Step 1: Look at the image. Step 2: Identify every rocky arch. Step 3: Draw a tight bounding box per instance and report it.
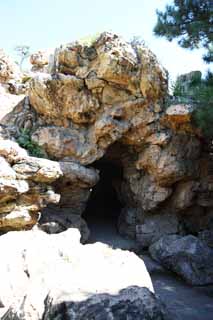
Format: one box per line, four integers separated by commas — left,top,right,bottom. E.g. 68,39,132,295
0,33,213,250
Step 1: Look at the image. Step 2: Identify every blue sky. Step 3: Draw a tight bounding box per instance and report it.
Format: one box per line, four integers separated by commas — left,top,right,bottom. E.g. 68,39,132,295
0,0,211,82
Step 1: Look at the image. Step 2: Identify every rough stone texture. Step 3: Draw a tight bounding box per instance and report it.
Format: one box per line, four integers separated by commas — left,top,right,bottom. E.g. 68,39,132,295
0,85,24,120
0,138,62,232
25,32,167,165
198,230,213,248
30,51,49,72
136,135,200,187
136,213,180,249
38,161,99,239
0,49,20,83
42,286,169,320
38,211,90,243
162,104,195,133
149,235,213,285
1,33,213,245
0,228,160,320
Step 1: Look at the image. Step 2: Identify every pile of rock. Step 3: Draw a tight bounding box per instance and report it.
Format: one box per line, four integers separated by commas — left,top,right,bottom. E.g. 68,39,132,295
0,32,213,292
2,33,213,248
0,228,169,320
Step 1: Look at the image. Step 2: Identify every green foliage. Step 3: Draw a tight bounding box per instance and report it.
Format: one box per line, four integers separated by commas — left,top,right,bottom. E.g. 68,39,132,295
192,72,213,137
172,71,213,137
154,0,213,63
21,75,32,84
78,33,100,46
17,129,46,158
172,78,184,98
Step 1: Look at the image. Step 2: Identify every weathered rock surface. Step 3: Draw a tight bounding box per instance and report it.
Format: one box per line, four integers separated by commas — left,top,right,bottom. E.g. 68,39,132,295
136,213,180,249
42,286,168,320
0,85,24,120
24,32,167,165
199,229,213,248
30,51,49,72
1,34,213,252
149,235,213,285
0,49,20,83
0,138,62,232
0,228,166,320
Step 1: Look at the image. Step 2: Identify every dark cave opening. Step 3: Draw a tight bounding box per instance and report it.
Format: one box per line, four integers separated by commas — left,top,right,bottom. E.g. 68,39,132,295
82,159,124,244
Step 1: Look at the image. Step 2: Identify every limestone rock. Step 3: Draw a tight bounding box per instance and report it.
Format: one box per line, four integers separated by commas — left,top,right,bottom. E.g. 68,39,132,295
136,135,201,186
149,235,213,285
0,136,62,232
0,228,157,319
30,51,49,72
43,286,168,320
24,32,167,164
136,213,179,248
1,32,212,244
162,104,195,133
169,180,200,211
0,85,24,121
38,212,90,243
0,49,20,83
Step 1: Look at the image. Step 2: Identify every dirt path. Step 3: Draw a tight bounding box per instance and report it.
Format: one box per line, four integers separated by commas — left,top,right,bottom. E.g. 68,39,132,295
86,217,213,320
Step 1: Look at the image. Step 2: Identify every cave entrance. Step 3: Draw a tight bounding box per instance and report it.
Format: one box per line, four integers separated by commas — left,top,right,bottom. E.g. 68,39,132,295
82,159,127,247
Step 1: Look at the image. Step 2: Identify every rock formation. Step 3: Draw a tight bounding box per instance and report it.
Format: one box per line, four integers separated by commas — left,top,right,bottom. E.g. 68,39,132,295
30,51,49,72
0,33,213,289
0,49,20,84
0,138,62,231
1,33,213,242
0,228,169,320
149,234,213,285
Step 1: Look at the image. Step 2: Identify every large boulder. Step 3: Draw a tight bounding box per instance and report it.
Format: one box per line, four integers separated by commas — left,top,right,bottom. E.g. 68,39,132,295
149,235,213,285
0,228,168,320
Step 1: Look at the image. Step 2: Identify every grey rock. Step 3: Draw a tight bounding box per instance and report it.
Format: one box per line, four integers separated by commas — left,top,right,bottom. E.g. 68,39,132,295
136,213,179,248
0,228,155,319
39,210,90,243
198,230,213,248
42,286,169,320
149,235,213,285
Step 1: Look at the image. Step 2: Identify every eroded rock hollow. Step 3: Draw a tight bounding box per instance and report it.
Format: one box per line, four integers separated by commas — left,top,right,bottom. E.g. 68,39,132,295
1,33,213,250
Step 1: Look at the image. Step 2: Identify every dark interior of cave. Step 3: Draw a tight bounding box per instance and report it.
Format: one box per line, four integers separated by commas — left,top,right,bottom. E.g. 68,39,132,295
82,159,124,243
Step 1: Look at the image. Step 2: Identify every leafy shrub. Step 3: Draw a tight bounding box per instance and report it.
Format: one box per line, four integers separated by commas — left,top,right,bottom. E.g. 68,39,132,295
192,73,213,137
78,33,100,46
17,129,46,158
172,71,213,138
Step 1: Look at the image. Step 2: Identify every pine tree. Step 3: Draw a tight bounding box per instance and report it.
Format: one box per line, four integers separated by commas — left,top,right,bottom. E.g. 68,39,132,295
154,0,213,63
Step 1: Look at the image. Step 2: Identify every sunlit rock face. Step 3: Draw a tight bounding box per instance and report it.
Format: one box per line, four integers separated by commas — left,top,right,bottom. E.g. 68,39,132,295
0,228,168,320
30,51,49,72
27,32,168,164
0,49,20,84
1,33,213,246
0,138,62,232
